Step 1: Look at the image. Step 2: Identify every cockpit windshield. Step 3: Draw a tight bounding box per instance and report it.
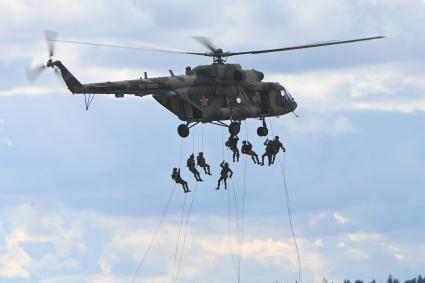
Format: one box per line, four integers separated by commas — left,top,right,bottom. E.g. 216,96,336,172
281,88,294,101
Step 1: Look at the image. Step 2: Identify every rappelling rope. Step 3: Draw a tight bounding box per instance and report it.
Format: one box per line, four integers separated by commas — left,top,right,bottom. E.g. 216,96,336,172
131,138,184,283
171,194,188,283
269,118,303,283
229,179,241,283
227,179,240,283
131,139,185,283
171,129,198,283
221,127,225,161
131,185,177,283
201,123,204,152
277,155,302,283
236,121,249,283
173,130,199,283
221,126,239,282
174,181,198,283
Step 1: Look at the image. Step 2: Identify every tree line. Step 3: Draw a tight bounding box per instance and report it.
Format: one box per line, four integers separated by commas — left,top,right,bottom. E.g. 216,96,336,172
319,275,425,283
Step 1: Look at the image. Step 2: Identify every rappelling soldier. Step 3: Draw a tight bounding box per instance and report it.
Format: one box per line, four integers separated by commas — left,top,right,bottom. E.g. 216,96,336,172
187,153,203,182
271,136,286,164
171,168,190,193
196,152,212,175
241,140,260,165
225,134,240,162
261,138,275,166
215,161,233,190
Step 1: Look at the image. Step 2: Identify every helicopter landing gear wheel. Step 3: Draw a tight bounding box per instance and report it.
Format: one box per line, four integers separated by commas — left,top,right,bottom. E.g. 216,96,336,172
177,124,190,138
229,121,240,136
257,126,268,137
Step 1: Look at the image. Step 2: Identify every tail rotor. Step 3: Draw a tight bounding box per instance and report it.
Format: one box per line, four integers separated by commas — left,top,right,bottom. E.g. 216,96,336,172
26,30,59,82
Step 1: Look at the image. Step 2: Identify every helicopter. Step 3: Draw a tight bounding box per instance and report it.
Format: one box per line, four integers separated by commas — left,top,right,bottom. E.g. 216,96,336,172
27,32,384,138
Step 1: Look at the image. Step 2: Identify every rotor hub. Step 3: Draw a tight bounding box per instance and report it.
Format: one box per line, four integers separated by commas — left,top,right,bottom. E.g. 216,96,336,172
46,59,54,68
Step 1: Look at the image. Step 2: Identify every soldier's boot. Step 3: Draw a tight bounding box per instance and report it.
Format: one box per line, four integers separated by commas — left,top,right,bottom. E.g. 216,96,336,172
215,180,221,190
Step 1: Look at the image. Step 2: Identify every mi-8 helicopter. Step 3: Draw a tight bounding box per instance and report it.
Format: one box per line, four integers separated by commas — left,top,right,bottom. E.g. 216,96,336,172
27,32,383,138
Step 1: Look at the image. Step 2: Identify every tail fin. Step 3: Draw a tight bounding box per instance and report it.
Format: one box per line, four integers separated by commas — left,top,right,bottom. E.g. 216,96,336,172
52,61,83,93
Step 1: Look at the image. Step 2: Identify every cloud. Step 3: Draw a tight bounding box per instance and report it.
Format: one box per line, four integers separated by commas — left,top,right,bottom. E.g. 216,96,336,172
282,115,356,138
347,247,370,261
314,239,325,248
0,119,13,147
269,63,425,114
1,203,425,283
0,86,62,96
333,212,349,225
0,229,32,279
0,204,328,282
309,213,328,226
0,204,86,280
347,232,382,242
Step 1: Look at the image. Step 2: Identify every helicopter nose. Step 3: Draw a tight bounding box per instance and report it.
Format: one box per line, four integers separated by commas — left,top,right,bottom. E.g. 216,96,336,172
291,99,297,112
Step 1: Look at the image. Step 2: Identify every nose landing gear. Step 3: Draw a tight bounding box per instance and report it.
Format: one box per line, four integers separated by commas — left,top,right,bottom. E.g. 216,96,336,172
257,118,268,137
177,124,190,138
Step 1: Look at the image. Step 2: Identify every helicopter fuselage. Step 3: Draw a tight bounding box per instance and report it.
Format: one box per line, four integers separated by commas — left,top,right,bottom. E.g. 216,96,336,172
54,61,297,123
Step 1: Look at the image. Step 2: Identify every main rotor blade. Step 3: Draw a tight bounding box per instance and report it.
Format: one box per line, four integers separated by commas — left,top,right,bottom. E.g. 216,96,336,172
49,38,200,55
26,64,46,82
45,30,57,58
227,36,385,57
192,36,217,52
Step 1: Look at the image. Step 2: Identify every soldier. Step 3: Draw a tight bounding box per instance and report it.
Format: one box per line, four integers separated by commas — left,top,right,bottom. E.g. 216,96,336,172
225,134,240,162
196,152,212,175
241,140,260,164
171,168,190,193
187,153,203,182
215,161,233,190
261,138,275,166
271,136,286,163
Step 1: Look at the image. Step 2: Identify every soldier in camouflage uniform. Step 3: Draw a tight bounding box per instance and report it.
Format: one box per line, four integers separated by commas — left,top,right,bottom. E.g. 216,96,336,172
196,152,212,175
271,136,286,163
187,153,203,182
171,168,190,193
225,134,240,162
241,140,260,164
261,138,275,166
215,161,233,190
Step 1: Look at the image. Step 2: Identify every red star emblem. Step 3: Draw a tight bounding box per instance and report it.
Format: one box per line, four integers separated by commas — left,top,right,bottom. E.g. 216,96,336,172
200,96,209,107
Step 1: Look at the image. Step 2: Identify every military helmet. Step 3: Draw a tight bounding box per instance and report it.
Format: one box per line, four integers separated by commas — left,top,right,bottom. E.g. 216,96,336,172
242,140,246,144
199,152,203,155
190,153,194,157
173,167,177,171
275,136,279,140
224,162,229,166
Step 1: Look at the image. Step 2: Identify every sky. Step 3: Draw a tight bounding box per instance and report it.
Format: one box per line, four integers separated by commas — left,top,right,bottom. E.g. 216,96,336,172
0,0,425,282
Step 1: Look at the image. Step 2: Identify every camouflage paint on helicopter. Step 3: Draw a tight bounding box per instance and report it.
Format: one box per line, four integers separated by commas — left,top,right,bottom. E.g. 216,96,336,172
52,60,296,123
